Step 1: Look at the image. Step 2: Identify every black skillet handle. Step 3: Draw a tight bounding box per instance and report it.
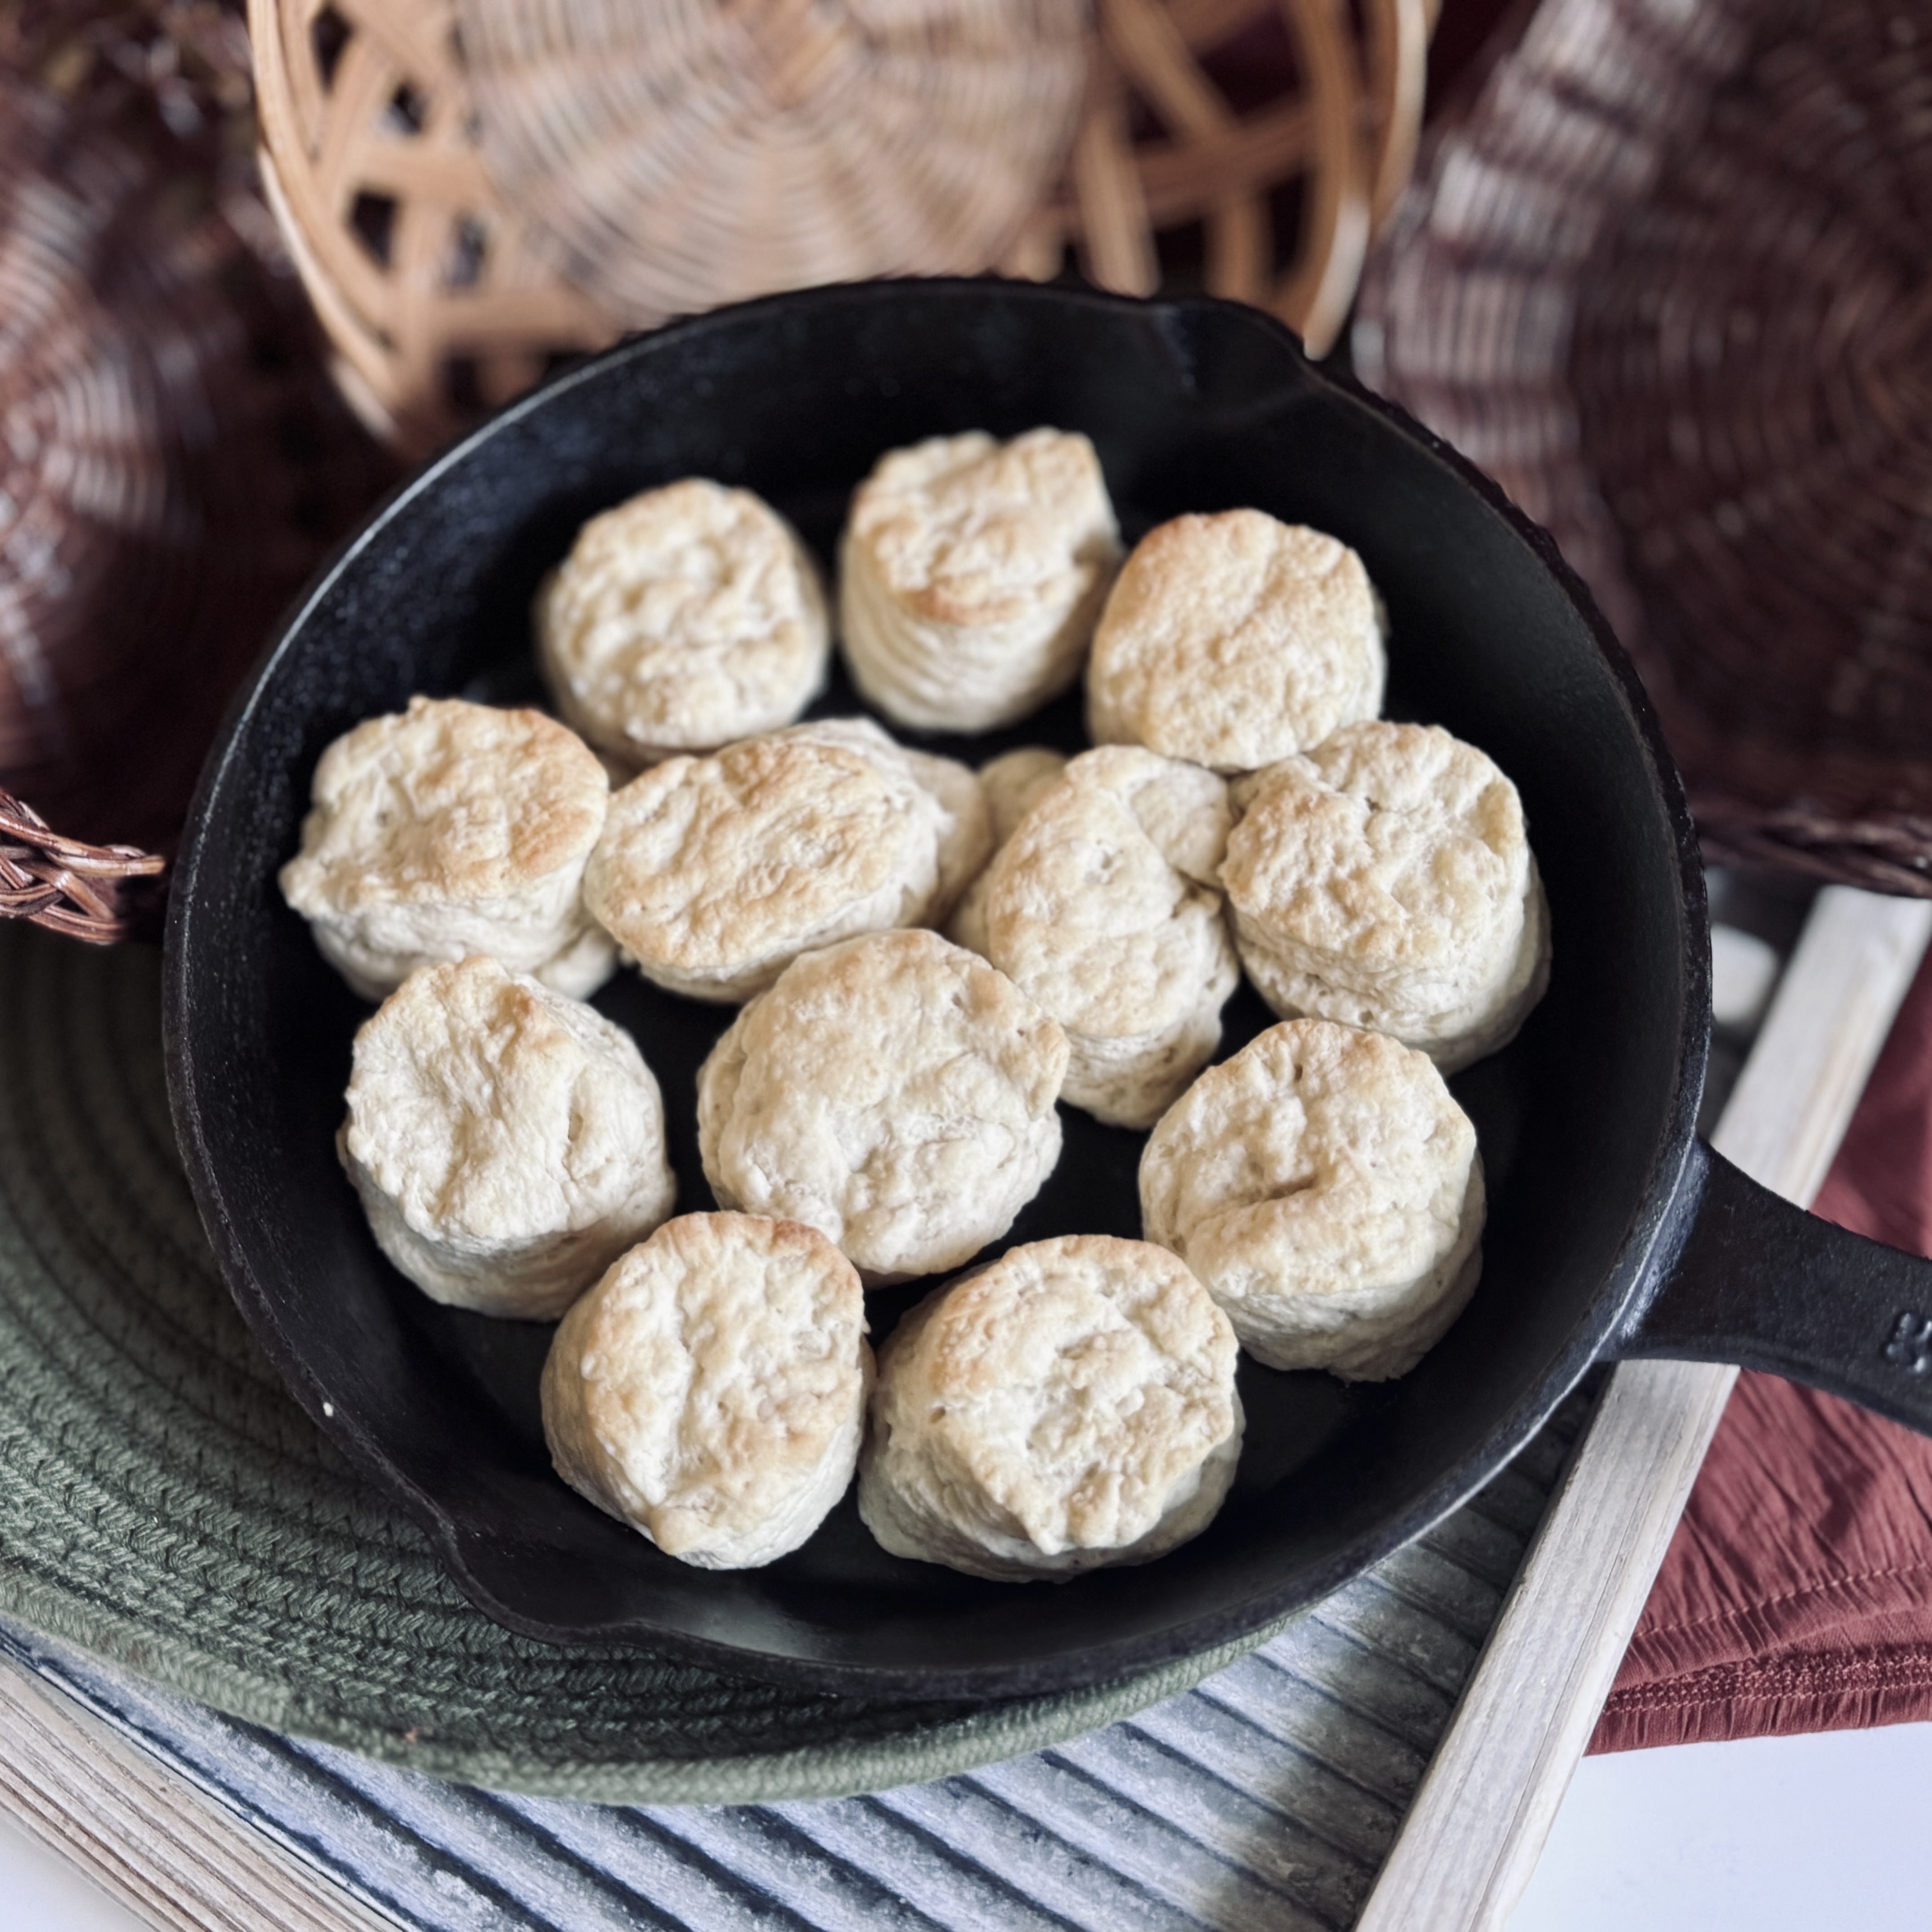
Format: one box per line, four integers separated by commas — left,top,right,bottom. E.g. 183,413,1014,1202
1611,1138,1932,1435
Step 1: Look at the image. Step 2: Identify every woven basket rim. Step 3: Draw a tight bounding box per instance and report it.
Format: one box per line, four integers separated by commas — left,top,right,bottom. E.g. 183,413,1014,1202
247,0,1433,449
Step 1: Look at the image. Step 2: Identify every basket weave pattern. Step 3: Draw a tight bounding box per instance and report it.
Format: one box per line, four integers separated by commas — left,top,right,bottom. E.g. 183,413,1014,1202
1356,0,1932,894
0,22,390,860
253,0,1433,449
1011,0,1431,356
248,0,618,453
0,791,164,943
457,0,1091,321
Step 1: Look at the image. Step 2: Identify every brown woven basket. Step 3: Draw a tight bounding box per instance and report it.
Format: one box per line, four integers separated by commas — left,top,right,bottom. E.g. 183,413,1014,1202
252,0,1435,453
0,2,392,906
1355,0,1932,896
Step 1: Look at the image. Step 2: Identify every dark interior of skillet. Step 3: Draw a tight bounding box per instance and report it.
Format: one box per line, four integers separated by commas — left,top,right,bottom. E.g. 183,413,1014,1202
166,281,1703,1697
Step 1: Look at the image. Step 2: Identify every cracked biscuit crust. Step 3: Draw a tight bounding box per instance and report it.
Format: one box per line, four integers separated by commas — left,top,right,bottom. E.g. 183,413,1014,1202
1141,1020,1483,1380
536,478,829,765
279,695,614,1001
839,429,1123,731
777,717,991,923
542,1213,870,1569
339,957,676,1319
951,745,1238,1129
1086,511,1385,773
858,1234,1242,1581
587,734,922,1003
696,929,1068,1283
582,722,974,1003
1220,721,1551,1072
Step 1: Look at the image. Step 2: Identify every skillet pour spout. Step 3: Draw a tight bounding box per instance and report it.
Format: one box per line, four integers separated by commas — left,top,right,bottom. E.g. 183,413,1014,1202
164,277,1932,1697
1618,1144,1932,1434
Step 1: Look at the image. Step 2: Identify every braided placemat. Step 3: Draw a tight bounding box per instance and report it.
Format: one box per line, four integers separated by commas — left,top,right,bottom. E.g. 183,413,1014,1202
0,919,1288,1803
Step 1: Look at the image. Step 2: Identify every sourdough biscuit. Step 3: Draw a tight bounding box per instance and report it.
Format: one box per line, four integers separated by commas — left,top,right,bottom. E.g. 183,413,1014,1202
980,746,1068,845
777,717,992,922
1141,1020,1483,1380
944,746,1068,958
542,1213,869,1568
696,929,1068,1283
535,478,829,766
583,728,947,1003
839,429,1122,731
279,695,615,1001
858,1234,1242,1581
951,745,1238,1128
339,957,676,1319
1220,721,1550,1072
1086,511,1385,772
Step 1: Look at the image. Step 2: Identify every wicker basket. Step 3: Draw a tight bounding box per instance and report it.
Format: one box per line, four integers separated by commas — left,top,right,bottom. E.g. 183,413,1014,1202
0,12,391,889
251,0,1435,453
456,0,1090,321
1007,0,1434,357
1355,0,1932,896
248,0,618,455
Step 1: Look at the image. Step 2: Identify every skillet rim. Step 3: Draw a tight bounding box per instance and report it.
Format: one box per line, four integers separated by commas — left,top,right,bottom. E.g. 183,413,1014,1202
162,276,1713,1698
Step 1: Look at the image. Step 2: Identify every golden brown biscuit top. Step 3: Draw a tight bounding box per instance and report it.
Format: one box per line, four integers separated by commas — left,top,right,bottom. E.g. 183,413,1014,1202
1140,1018,1479,1297
879,1234,1237,1555
1220,721,1530,983
284,695,607,910
848,428,1119,630
544,1212,866,1559
1088,510,1384,772
699,929,1069,1280
583,735,934,975
977,746,1231,1040
536,478,828,752
343,955,662,1244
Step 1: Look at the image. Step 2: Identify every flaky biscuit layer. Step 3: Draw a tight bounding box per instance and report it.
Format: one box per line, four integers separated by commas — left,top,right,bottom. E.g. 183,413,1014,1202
839,429,1122,730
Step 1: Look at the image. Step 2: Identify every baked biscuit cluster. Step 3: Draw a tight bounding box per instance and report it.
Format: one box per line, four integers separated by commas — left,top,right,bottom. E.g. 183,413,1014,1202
280,429,1551,1582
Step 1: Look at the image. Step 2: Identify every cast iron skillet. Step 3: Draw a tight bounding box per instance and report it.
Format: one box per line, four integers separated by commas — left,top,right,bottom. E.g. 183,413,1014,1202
164,280,1932,1701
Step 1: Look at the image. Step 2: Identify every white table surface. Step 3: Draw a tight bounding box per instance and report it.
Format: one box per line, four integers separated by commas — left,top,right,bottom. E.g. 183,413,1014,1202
1512,1722,1932,1930
0,1808,142,1931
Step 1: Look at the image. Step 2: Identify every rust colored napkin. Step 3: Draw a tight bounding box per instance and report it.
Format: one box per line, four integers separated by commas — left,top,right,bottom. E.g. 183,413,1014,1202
1590,947,1932,1751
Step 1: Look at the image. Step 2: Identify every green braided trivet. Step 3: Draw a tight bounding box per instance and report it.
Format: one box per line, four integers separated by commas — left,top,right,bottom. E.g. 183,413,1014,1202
0,923,1288,1803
